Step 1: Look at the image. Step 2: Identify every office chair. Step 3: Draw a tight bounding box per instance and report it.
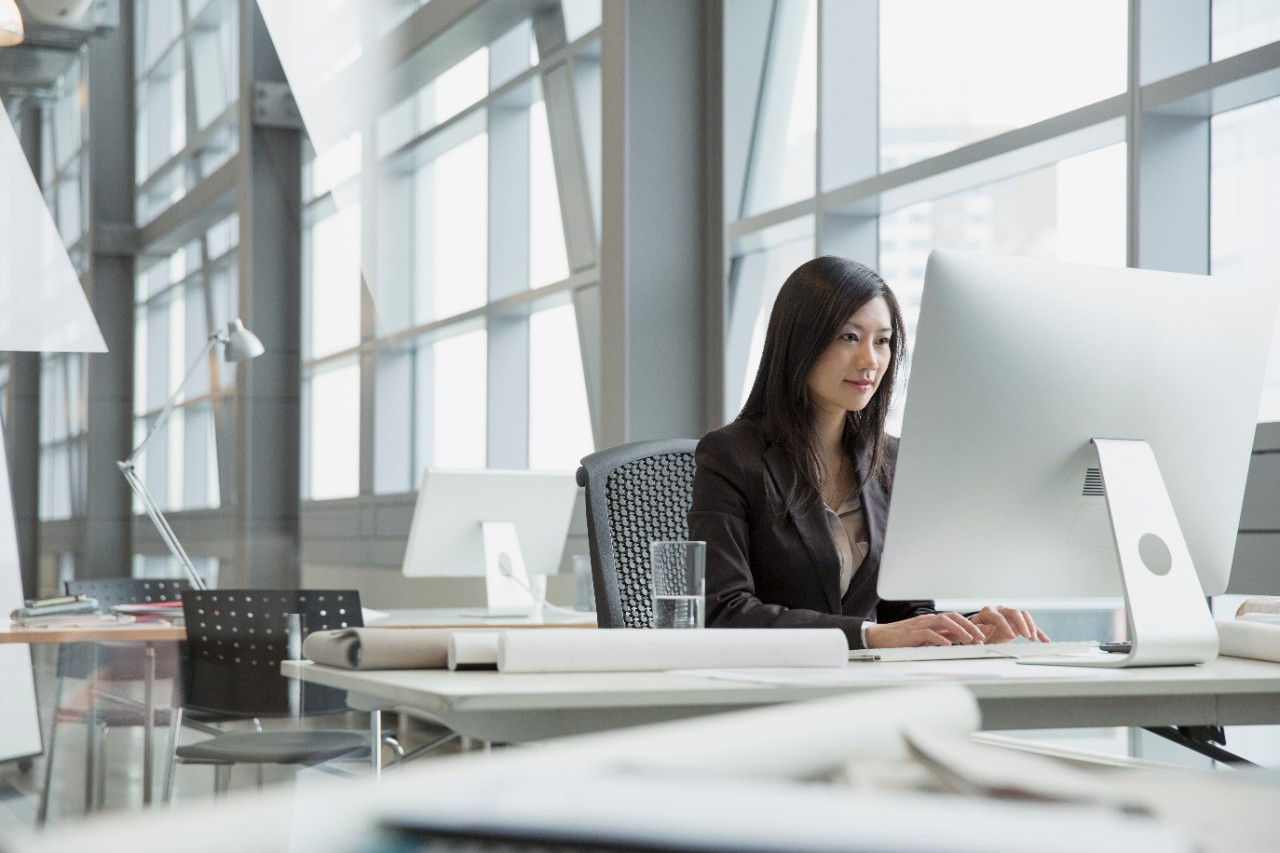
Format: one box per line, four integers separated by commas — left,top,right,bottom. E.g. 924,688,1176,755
576,439,699,628
38,578,193,823
162,589,371,801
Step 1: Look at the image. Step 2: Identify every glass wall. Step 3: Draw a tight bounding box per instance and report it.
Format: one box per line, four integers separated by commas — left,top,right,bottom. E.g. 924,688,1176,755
724,0,1280,763
37,58,92,528
1212,96,1280,419
1213,0,1280,60
135,0,238,225
879,1,1126,171
40,56,90,275
726,1,1280,432
38,356,86,522
287,1,601,504
131,214,240,516
128,0,242,582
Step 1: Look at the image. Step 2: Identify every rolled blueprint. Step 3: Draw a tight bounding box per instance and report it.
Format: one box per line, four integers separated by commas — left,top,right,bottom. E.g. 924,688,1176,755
448,632,501,670
1216,618,1280,663
303,627,456,669
496,628,848,673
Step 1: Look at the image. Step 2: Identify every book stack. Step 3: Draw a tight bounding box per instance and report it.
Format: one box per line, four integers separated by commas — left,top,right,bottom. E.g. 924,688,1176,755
10,594,103,627
1216,596,1280,663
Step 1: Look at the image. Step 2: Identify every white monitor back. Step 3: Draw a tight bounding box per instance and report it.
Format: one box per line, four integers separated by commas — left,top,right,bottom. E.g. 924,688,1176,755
401,468,579,578
879,251,1278,601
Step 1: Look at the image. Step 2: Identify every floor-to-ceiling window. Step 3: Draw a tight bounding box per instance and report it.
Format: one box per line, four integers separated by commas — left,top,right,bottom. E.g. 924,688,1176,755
273,0,600,574
294,3,599,505
722,0,1280,765
35,55,91,588
129,0,241,585
130,214,239,584
724,0,1130,425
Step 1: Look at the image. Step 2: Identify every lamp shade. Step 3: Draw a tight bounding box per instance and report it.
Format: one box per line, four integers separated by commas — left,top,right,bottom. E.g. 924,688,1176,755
0,0,23,47
222,318,265,362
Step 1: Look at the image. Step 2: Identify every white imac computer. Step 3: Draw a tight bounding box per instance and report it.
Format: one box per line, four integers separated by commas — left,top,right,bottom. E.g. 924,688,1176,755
879,250,1279,667
401,469,580,617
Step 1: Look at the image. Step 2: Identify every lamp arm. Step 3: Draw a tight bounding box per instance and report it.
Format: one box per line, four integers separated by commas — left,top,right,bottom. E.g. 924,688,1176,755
118,463,207,590
122,332,223,468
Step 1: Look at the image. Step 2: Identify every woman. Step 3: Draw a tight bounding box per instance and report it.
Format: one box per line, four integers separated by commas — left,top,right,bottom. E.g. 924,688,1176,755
688,256,1049,649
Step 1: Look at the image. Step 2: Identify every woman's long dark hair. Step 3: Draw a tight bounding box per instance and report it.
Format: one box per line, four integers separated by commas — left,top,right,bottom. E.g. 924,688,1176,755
738,256,906,512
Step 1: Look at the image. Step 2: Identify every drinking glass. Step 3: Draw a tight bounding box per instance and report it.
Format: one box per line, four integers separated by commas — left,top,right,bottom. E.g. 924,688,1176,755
650,540,706,629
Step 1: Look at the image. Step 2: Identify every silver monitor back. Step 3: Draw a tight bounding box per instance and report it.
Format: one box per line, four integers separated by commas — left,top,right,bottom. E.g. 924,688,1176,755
879,250,1277,602
401,468,579,578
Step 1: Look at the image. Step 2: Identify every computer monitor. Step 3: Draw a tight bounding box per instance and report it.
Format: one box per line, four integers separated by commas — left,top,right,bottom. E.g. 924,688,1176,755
401,468,580,617
879,250,1279,667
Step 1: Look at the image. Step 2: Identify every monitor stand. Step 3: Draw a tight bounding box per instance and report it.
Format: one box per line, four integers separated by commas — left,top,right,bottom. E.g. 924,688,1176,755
1024,438,1219,668
459,521,538,619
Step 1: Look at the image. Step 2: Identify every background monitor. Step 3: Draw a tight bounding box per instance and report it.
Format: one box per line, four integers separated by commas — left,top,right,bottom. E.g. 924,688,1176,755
878,251,1276,624
401,468,579,615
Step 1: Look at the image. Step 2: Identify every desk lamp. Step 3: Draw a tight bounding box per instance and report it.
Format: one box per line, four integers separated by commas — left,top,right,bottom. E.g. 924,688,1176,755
118,319,264,590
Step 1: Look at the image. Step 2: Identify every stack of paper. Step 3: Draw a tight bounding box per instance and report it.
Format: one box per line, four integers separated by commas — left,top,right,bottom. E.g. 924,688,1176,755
112,601,185,623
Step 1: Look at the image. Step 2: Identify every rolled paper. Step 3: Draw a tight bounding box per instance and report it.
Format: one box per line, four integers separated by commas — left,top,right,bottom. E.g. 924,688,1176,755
496,628,849,673
1216,618,1280,663
303,627,457,669
447,632,501,670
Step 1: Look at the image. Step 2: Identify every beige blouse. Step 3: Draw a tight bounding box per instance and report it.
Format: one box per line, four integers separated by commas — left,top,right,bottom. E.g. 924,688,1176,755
824,490,870,599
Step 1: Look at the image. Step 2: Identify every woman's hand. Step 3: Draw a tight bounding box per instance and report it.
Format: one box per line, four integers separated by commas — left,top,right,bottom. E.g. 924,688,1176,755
970,605,1050,644
864,612,987,648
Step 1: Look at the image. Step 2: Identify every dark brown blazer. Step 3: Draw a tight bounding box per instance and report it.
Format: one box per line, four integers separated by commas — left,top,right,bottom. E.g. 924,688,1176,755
688,417,934,649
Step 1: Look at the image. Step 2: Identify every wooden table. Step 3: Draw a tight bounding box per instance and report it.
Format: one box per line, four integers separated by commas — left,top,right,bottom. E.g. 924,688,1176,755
0,621,185,808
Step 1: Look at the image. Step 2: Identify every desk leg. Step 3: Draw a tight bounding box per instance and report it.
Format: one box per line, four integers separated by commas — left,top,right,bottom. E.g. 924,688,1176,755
142,642,155,806
85,644,99,814
370,711,383,781
1143,725,1259,767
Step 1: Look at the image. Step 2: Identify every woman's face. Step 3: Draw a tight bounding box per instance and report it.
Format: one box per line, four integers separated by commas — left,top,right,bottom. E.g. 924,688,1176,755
806,297,893,418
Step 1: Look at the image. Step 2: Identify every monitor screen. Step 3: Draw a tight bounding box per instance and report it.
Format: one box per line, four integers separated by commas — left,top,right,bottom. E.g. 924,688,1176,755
401,468,580,578
879,250,1278,602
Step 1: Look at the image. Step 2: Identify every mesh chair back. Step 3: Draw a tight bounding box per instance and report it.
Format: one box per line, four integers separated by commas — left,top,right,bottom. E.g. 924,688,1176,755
576,439,698,628
66,578,190,607
60,578,191,680
180,589,362,718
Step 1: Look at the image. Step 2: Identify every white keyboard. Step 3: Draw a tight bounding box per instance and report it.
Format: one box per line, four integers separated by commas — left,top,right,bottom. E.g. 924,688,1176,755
849,640,1103,663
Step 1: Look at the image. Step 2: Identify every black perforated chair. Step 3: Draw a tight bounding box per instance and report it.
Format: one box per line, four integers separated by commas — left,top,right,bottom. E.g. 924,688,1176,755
576,439,699,628
162,589,370,800
38,578,192,823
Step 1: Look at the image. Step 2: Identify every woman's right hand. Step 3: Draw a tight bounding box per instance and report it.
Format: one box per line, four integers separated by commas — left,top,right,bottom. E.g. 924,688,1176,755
864,613,986,648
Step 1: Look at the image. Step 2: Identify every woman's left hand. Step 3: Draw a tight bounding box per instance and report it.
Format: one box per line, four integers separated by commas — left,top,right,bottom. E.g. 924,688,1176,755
970,605,1050,644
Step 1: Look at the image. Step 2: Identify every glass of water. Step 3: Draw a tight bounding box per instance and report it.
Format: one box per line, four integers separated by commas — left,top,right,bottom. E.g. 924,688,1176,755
650,540,706,629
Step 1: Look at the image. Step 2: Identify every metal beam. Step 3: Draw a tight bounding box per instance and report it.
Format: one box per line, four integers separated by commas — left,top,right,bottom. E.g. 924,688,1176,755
11,100,41,595
533,4,597,273
83,0,136,580
235,0,302,587
488,26,532,468
600,0,710,444
1133,0,1210,274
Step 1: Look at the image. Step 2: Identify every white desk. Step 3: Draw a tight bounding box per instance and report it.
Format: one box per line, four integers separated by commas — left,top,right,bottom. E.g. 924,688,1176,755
22,683,1250,853
282,655,1280,743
